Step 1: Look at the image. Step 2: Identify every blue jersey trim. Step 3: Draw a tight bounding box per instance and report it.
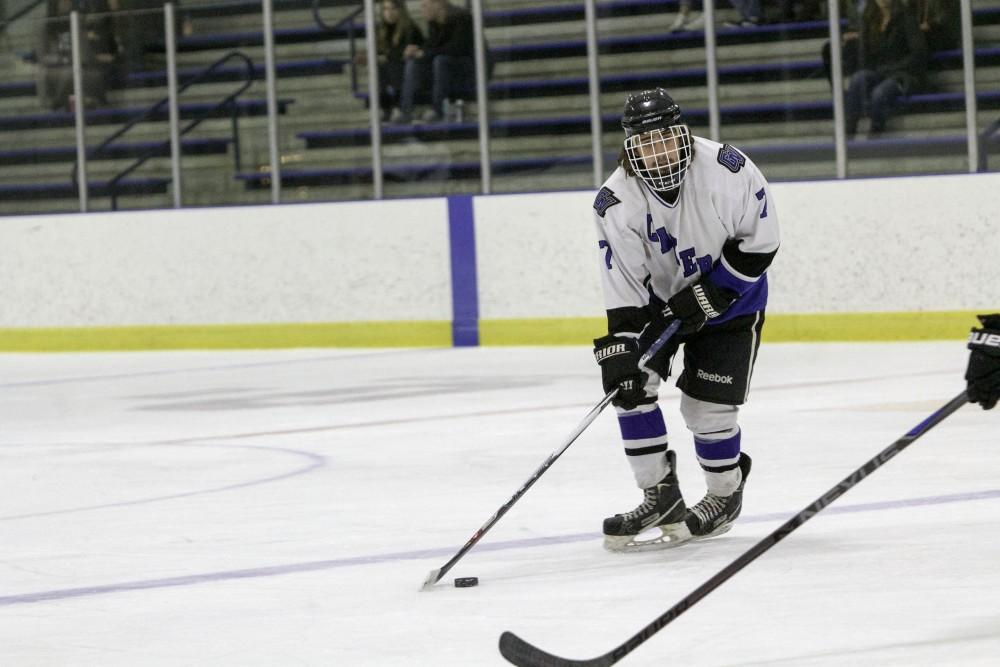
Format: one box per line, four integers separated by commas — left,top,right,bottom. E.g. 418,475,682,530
710,275,768,325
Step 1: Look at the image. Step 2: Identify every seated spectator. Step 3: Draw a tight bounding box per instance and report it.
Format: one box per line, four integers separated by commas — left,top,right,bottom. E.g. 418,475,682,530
36,0,119,111
359,0,424,122
844,0,927,138
821,0,865,86
779,0,822,22
108,0,191,74
394,0,475,124
915,0,959,53
669,0,765,31
667,1,704,32
723,0,764,27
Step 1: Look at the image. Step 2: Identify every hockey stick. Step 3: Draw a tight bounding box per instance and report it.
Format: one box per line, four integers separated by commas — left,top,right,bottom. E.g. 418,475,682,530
420,320,682,590
499,389,970,666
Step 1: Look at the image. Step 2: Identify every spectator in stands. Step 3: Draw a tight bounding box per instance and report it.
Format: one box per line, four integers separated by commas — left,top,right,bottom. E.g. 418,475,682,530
107,0,191,74
844,0,927,138
394,0,475,124
360,0,424,122
669,0,762,30
668,1,704,32
915,0,960,53
779,0,822,22
821,0,865,87
37,0,119,111
723,0,764,27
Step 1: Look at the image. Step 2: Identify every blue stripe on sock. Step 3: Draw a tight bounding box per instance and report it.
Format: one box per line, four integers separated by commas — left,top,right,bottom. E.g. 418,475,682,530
618,407,667,441
694,429,741,463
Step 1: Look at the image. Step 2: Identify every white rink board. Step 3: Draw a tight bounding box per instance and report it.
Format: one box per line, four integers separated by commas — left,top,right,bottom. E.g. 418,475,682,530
473,191,604,320
767,172,1000,313
0,172,998,330
473,172,1000,319
0,199,451,327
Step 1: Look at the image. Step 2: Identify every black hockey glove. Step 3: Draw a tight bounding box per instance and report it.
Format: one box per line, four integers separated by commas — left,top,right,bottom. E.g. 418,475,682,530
594,334,648,410
965,313,1000,410
664,279,739,337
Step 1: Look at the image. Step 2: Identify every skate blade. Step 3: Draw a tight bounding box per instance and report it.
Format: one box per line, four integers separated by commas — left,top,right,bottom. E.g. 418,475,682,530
691,521,735,542
604,523,693,553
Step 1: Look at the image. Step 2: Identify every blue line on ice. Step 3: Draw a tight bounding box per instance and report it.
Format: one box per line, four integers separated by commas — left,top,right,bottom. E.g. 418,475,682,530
1,488,997,607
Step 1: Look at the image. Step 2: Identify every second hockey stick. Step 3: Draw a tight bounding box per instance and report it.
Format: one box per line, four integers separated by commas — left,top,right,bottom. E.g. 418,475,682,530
499,388,970,666
421,320,681,590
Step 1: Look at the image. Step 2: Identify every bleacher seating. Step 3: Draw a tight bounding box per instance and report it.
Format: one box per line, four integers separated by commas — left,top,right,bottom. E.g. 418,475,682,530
0,177,170,201
0,137,229,166
0,98,292,131
0,0,998,214
250,0,1000,194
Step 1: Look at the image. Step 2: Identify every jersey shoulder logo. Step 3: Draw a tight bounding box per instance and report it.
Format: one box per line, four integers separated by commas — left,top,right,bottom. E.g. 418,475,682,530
593,186,622,218
717,145,746,173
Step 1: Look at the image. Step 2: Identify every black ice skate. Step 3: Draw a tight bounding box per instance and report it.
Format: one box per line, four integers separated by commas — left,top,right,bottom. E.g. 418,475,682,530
603,450,688,552
684,452,752,539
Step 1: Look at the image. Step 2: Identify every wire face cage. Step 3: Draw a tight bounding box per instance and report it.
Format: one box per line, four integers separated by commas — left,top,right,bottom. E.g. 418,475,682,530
624,124,692,191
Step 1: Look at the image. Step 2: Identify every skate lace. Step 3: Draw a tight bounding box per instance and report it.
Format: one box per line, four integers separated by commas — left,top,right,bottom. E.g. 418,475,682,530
690,493,727,524
622,487,659,519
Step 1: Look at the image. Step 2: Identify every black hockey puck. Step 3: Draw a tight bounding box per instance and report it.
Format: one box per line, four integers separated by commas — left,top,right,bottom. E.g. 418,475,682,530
454,576,479,588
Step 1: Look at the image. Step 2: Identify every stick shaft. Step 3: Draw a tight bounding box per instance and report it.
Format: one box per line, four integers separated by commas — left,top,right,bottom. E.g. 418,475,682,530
423,389,617,588
424,322,681,589
500,389,970,666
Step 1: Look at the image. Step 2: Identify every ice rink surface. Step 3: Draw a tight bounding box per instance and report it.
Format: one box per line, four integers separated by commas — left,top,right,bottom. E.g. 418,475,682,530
1,341,998,666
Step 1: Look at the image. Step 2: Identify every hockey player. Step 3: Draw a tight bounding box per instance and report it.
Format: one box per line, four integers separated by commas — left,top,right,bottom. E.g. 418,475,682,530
966,314,1000,410
592,88,779,551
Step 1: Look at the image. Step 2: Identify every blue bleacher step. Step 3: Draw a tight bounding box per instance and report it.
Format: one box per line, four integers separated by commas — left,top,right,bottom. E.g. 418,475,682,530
130,58,345,88
747,134,1000,163
173,2,1000,55
0,177,170,201
491,7,1000,63
167,0,683,52
0,138,230,167
0,58,344,100
302,88,1000,152
0,98,293,132
235,155,596,188
240,131,1000,191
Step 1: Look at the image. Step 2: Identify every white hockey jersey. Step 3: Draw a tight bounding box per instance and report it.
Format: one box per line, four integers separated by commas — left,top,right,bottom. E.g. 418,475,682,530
592,135,780,334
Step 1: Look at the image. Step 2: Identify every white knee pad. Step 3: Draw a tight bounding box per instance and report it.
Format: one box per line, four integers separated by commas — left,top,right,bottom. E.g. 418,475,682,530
679,395,739,440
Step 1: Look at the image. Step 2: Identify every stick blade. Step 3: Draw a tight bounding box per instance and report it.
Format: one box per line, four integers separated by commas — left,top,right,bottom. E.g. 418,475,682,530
420,568,442,591
499,631,611,667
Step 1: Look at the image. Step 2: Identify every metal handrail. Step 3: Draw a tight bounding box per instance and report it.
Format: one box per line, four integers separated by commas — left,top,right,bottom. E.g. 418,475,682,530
0,0,46,35
311,0,364,94
72,50,257,210
310,0,363,32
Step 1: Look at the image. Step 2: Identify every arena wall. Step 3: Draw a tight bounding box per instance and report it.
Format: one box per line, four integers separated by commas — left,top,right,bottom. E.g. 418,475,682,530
1,172,996,350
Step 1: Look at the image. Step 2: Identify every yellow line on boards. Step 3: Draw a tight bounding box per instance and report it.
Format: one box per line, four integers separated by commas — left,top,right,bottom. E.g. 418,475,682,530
0,322,452,352
479,311,981,345
761,311,980,342
0,312,980,351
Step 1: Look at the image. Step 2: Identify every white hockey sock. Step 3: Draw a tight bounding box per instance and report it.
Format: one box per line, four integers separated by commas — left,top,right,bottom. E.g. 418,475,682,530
631,452,670,490
704,465,742,497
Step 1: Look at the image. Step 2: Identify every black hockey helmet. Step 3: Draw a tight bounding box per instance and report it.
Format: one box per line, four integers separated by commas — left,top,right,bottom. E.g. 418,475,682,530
621,88,692,191
621,88,683,138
